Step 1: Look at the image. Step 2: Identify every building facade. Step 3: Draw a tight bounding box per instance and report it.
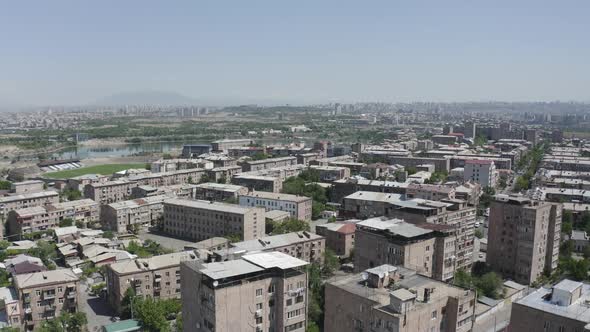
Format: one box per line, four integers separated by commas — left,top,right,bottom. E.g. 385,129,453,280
487,195,562,284
180,251,309,332
238,191,312,221
162,199,265,242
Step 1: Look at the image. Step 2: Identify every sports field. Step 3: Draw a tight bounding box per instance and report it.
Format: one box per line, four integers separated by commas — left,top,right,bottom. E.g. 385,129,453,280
44,163,147,179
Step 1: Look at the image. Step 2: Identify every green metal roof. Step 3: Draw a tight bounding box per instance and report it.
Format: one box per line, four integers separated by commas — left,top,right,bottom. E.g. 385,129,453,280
102,319,141,332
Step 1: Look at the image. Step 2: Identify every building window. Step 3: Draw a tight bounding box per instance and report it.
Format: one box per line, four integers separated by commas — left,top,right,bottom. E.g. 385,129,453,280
431,310,437,319
256,288,263,297
256,303,263,310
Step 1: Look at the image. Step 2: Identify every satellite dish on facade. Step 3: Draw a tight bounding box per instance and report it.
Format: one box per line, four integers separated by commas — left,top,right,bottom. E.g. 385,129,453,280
213,281,219,287
361,272,368,281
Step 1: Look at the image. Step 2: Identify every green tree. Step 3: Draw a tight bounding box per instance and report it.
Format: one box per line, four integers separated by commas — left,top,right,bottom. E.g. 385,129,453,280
133,297,171,332
475,272,503,298
120,287,136,319
0,180,11,190
38,311,87,332
405,166,417,176
474,229,484,239
562,221,573,235
268,218,310,235
453,269,473,289
102,230,115,239
58,218,74,227
322,249,340,276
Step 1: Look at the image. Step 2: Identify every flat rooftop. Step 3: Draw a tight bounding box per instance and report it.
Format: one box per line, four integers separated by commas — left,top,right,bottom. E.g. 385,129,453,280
515,281,590,322
164,198,258,214
357,217,433,238
239,190,310,202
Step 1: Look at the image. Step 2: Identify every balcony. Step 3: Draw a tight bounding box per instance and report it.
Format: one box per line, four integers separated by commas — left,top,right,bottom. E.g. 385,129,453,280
43,292,56,300
66,292,76,299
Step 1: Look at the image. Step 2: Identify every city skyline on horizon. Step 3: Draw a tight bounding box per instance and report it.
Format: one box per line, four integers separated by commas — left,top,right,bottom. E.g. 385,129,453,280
1,1,589,106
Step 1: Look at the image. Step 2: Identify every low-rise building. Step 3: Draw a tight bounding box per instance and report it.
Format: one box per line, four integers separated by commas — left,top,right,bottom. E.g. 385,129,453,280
0,286,21,329
162,198,265,242
14,269,80,330
316,221,357,258
106,250,207,313
324,265,476,332
180,251,309,332
211,138,252,152
239,191,312,221
194,182,248,202
511,279,590,332
181,144,211,158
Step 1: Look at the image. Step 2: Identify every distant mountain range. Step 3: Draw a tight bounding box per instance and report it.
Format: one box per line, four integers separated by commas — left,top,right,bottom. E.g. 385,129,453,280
92,90,198,106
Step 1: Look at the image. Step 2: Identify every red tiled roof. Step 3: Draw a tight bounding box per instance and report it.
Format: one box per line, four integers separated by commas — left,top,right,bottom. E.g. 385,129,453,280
337,223,356,234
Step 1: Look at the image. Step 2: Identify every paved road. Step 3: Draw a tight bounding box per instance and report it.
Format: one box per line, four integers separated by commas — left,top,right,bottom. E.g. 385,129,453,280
79,282,115,332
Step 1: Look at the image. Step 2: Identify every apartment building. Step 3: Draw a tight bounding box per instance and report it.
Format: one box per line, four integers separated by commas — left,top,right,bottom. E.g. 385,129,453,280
83,180,137,205
151,158,212,173
238,191,312,221
14,269,80,330
242,156,298,172
106,250,207,313
10,180,44,194
0,286,21,329
129,168,205,187
6,198,99,238
511,279,590,332
331,178,409,203
452,155,511,171
342,191,476,273
487,194,562,284
66,174,109,191
131,183,198,199
315,222,357,258
101,195,171,233
406,183,456,201
296,152,319,165
195,182,248,202
211,138,252,152
0,191,59,218
205,166,242,183
324,264,475,332
463,159,497,187
308,165,351,182
180,251,309,332
162,198,265,242
227,146,267,158
232,174,283,193
215,231,325,264
354,217,455,279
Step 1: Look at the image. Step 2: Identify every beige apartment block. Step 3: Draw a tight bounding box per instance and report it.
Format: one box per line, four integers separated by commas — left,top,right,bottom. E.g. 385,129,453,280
14,269,80,331
195,182,248,202
101,194,170,233
7,199,99,238
238,191,312,221
106,250,207,313
129,168,205,187
324,265,476,332
0,191,59,218
162,198,265,241
215,231,325,264
83,180,137,205
211,138,253,152
180,251,308,332
487,194,562,285
511,279,590,332
66,174,110,192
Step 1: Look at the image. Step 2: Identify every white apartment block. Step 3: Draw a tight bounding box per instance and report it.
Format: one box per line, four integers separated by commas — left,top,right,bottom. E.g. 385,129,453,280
239,191,312,221
463,159,497,188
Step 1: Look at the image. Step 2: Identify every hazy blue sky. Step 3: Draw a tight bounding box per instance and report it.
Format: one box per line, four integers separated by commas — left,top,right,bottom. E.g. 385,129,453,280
1,1,589,105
